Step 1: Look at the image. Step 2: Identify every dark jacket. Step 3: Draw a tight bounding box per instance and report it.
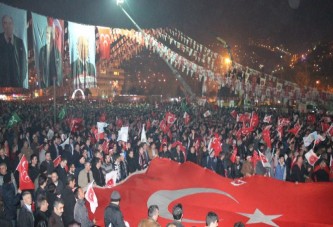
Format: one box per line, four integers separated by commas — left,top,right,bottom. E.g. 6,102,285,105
231,162,243,179
2,183,20,221
127,156,137,174
73,199,94,227
56,166,67,187
159,150,171,159
17,205,34,227
171,150,185,163
291,164,306,182
186,152,197,164
92,167,105,187
40,161,54,176
29,164,40,183
48,212,64,227
104,203,126,227
34,209,48,227
60,186,76,226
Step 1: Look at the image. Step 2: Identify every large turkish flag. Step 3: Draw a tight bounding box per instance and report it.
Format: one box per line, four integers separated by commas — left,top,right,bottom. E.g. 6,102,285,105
91,159,333,227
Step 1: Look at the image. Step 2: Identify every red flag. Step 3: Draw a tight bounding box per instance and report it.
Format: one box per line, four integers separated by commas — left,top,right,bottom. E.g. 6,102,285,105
230,146,238,163
241,127,254,136
70,118,83,132
171,141,186,153
209,134,222,157
305,150,320,166
278,117,290,127
321,122,330,133
85,182,98,213
53,155,62,168
146,119,151,131
16,155,35,190
237,113,251,123
167,130,173,140
277,125,283,140
91,159,333,226
102,140,110,155
252,150,260,167
322,116,332,123
230,110,238,119
159,120,169,134
116,118,123,128
249,112,259,129
288,123,302,135
259,151,271,168
262,125,272,148
165,112,177,125
97,27,112,60
307,114,316,124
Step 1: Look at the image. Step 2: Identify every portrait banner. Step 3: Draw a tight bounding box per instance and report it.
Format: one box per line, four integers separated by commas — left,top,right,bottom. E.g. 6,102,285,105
32,13,64,88
0,3,28,88
69,22,96,89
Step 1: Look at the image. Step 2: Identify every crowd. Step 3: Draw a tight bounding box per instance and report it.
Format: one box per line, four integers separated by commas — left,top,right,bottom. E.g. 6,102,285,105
0,99,332,227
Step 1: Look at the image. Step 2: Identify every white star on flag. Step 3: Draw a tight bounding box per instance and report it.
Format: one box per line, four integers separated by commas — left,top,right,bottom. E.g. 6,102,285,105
237,208,282,227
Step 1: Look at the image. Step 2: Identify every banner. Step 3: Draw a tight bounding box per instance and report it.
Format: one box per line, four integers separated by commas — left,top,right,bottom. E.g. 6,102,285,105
32,13,63,88
69,22,96,89
97,26,112,60
91,159,333,227
0,4,28,88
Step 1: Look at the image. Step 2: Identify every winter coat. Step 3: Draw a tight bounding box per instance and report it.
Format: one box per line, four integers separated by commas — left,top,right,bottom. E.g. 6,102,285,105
104,203,126,227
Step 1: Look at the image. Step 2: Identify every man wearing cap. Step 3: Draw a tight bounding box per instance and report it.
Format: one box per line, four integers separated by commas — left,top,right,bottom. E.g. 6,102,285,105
104,190,126,227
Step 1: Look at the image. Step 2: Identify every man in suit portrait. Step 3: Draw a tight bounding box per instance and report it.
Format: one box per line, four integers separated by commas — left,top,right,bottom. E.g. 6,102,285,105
71,35,96,89
0,15,27,87
39,25,62,88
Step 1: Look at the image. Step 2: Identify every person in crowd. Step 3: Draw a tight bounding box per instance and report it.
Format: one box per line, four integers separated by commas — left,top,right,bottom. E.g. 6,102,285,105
35,174,48,202
0,163,17,191
56,158,68,187
2,174,21,227
138,205,160,227
46,183,57,217
74,155,85,181
78,161,94,190
0,147,11,172
159,144,171,159
61,175,76,226
104,190,126,227
39,143,49,167
50,137,61,161
186,146,197,164
206,211,219,227
28,154,39,183
171,145,185,164
231,155,243,179
50,171,64,195
127,150,137,174
17,191,34,227
92,159,105,187
102,154,113,175
148,143,158,160
291,155,307,183
34,195,49,227
40,152,54,177
171,203,184,227
73,187,94,227
241,155,254,177
274,154,286,181
138,146,148,170
68,163,76,178
313,159,330,182
48,198,65,227
21,140,33,161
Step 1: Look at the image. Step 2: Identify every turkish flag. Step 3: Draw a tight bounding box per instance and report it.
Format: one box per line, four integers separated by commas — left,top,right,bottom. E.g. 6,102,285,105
262,125,272,148
165,112,177,125
263,115,272,123
230,110,238,119
230,146,238,163
171,141,186,153
288,123,302,136
249,112,259,129
90,159,333,226
237,113,251,123
305,149,320,166
97,27,112,60
159,120,169,134
259,151,271,168
209,134,222,157
307,114,316,124
69,118,83,132
53,155,62,168
85,182,98,213
16,155,35,190
278,117,290,127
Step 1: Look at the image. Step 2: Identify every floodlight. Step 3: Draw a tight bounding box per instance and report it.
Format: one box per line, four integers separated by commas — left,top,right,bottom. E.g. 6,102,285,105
117,0,124,6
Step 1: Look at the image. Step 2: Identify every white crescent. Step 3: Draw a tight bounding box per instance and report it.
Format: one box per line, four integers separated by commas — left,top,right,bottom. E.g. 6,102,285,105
147,188,239,223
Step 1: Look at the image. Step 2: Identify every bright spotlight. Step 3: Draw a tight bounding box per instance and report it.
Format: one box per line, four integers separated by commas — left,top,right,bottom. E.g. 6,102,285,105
117,0,124,5
224,58,231,65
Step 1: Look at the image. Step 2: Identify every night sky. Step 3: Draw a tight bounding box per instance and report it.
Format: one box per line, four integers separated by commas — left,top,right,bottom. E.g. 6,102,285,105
1,0,333,52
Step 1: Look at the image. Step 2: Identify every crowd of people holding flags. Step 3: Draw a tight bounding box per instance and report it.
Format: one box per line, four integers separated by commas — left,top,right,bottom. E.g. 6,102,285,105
0,99,332,226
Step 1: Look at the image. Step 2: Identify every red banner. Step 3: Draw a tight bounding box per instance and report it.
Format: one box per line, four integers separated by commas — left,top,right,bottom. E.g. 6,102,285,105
91,159,333,226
